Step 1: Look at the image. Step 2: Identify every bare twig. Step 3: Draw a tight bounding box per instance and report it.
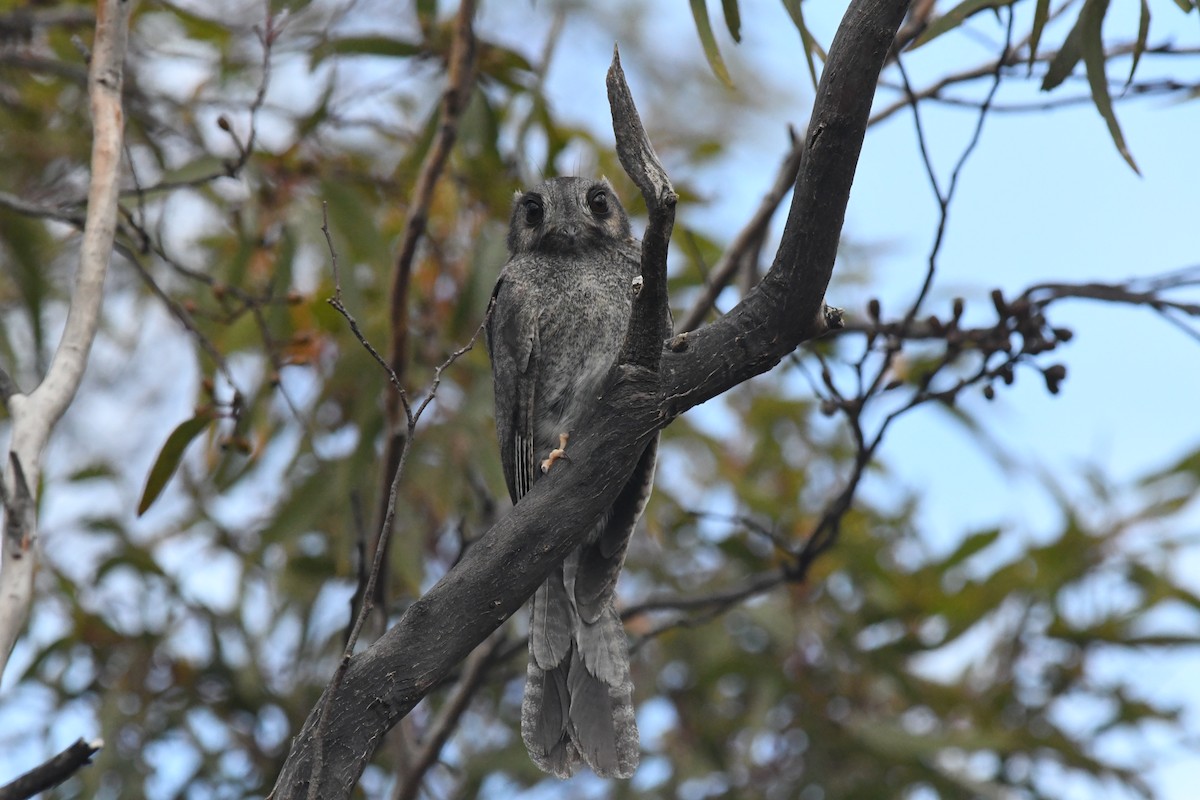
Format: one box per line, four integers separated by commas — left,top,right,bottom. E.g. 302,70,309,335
322,206,402,394
0,738,103,800
117,5,275,203
0,191,85,226
626,570,787,621
792,9,1017,571
306,202,492,800
893,0,937,52
901,7,1013,327
370,0,479,623
870,39,1198,127
0,6,95,37
0,0,130,676
0,369,18,408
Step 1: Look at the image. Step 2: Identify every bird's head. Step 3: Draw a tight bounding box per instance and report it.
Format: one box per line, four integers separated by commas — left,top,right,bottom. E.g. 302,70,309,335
506,176,632,256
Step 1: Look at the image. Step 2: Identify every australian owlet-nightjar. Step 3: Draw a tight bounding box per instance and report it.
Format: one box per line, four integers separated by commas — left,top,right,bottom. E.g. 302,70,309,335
486,177,666,779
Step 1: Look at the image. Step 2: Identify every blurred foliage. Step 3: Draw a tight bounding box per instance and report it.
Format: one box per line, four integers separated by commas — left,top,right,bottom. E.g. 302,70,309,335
0,1,1198,799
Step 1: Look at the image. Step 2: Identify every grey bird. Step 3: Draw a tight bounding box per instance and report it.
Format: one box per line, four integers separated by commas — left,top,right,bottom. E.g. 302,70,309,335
486,177,665,779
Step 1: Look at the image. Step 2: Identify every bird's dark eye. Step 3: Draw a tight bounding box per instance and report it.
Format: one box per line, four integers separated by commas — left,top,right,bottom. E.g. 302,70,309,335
587,188,609,216
523,196,544,227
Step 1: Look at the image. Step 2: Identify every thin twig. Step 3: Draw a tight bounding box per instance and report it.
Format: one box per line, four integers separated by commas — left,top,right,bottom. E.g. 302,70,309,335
900,6,1013,328
371,0,480,622
307,207,491,800
116,243,239,389
0,191,84,225
870,38,1196,126
322,204,404,396
121,3,275,202
794,9,1017,572
625,570,787,620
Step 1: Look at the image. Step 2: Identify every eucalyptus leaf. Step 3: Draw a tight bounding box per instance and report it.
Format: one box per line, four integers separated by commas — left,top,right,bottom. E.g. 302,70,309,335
690,0,735,88
138,412,215,516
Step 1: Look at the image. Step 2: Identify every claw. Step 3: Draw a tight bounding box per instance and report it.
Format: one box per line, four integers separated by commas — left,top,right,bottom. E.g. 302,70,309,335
541,432,569,473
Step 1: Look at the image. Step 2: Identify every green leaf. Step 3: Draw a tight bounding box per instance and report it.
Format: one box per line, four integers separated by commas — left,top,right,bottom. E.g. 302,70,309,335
1140,445,1200,488
416,0,438,36
96,547,166,580
1079,0,1140,173
721,0,742,42
165,5,233,48
1028,0,1051,71
1128,0,1150,86
1170,0,1195,11
941,527,1002,570
780,0,823,91
1,209,52,358
1040,11,1086,91
315,35,422,65
911,0,1014,49
689,0,735,88
68,463,117,482
138,412,215,516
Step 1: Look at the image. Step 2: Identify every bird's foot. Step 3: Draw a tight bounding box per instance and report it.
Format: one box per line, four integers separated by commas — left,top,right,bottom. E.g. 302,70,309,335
541,432,569,473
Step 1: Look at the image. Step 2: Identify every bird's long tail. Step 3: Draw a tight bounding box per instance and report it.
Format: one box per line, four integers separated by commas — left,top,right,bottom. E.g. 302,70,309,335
522,574,638,779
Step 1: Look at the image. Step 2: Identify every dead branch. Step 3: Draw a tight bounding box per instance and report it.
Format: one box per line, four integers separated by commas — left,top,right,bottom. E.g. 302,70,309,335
0,738,103,800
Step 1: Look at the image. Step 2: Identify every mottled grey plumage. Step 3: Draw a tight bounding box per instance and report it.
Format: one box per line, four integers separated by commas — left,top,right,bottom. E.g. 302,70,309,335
486,177,664,779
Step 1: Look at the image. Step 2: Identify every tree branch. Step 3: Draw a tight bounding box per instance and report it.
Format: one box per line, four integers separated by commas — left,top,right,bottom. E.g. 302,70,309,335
0,738,103,800
658,0,910,413
609,46,675,371
869,40,1195,127
0,0,130,678
269,1,908,795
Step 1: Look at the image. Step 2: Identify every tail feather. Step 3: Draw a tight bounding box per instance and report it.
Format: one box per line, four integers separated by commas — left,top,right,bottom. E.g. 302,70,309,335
522,597,639,779
572,604,638,778
575,603,631,688
522,660,580,778
567,647,618,772
530,571,572,669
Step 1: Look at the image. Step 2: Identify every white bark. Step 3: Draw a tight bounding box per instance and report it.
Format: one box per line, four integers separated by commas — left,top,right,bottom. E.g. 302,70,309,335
0,0,131,677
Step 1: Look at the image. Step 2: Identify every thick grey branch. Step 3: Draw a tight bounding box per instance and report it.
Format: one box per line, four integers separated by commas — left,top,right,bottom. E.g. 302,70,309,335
660,0,907,414
270,366,661,798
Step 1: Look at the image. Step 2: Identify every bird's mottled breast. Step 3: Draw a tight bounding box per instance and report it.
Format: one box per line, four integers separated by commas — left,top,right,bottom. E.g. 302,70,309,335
506,242,641,444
